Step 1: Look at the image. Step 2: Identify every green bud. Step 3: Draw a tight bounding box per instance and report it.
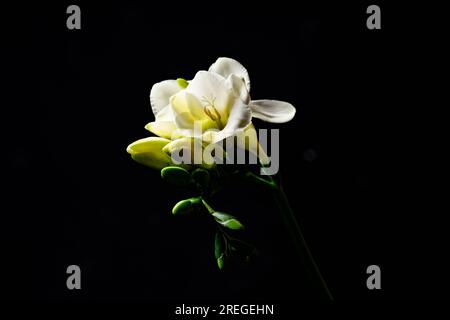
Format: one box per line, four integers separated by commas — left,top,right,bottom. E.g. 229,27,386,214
217,254,225,269
191,168,210,190
222,219,244,230
212,212,245,230
215,232,225,270
214,232,224,259
176,78,189,89
161,166,191,186
172,197,201,215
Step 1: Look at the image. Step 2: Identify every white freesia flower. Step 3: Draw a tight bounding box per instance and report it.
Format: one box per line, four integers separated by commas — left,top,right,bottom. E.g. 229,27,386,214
128,57,295,168
147,57,295,142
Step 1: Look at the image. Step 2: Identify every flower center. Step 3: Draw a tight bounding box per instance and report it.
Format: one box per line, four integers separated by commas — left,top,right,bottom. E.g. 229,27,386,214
202,97,223,130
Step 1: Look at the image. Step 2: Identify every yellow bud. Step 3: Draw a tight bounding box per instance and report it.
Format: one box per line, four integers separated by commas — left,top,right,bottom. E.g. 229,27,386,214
126,137,172,170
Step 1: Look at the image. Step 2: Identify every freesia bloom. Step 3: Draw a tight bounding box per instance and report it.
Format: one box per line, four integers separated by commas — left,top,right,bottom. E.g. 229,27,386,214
127,57,296,169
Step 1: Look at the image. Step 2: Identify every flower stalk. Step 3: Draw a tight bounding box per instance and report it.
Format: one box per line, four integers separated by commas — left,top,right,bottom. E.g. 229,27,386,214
126,57,328,297
266,174,333,300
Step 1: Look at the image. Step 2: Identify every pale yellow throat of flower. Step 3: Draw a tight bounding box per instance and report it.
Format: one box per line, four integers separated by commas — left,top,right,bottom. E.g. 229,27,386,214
201,96,224,130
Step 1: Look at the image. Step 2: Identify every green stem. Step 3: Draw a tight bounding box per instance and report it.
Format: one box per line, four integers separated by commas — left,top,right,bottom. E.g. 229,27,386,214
201,198,215,214
264,173,333,300
203,198,257,259
245,172,278,190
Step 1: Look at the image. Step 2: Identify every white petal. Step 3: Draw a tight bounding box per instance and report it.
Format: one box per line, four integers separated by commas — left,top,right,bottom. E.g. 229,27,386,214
223,99,252,135
186,71,233,122
145,105,177,139
154,104,175,121
226,74,250,104
234,124,270,166
202,123,269,165
150,80,182,116
249,100,296,123
209,57,251,92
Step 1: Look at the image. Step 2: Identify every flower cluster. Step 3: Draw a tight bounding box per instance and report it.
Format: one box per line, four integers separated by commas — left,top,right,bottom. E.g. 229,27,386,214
127,57,295,169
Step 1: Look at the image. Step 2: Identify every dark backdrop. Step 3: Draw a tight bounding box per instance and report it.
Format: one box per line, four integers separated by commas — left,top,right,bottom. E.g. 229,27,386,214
2,1,447,305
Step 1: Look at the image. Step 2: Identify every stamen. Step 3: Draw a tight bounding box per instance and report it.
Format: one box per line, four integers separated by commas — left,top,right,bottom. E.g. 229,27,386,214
203,106,217,121
201,96,223,129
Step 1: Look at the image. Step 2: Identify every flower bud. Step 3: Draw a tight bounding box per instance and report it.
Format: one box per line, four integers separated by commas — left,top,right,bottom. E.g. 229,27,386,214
161,166,191,186
176,78,189,89
126,137,172,170
215,232,225,269
191,168,210,190
172,197,201,215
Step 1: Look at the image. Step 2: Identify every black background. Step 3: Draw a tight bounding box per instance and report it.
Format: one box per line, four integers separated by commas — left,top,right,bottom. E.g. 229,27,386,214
2,0,448,306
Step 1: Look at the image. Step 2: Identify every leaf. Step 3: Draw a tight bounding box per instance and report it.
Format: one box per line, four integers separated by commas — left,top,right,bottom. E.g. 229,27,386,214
161,166,191,186
212,212,245,230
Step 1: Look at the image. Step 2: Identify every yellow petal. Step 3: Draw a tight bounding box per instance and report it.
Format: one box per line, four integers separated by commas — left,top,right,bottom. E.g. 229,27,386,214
145,121,177,139
171,91,207,121
126,137,172,170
